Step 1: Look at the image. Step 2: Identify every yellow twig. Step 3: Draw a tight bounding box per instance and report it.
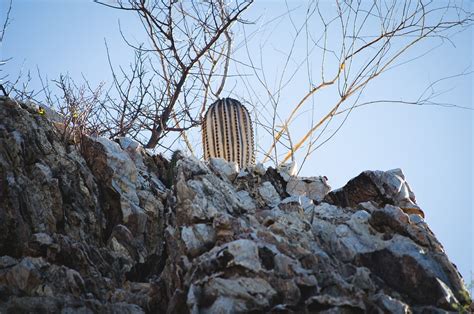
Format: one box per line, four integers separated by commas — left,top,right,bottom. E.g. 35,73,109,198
262,61,345,163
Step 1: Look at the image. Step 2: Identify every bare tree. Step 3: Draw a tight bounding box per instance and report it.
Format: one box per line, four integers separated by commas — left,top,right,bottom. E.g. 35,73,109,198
94,0,253,150
0,0,12,96
36,73,107,149
3,0,471,167
235,0,472,169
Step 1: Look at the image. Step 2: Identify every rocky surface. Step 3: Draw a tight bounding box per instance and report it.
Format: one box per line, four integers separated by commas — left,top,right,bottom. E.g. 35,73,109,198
0,96,471,313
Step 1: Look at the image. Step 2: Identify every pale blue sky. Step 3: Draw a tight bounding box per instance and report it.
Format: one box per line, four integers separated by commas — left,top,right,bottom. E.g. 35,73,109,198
1,0,472,287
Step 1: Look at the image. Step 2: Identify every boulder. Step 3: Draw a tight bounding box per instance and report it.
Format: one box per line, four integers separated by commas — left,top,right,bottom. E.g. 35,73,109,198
325,169,424,217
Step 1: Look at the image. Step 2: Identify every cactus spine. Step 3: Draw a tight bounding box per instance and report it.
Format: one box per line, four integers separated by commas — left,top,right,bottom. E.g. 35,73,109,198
202,98,255,168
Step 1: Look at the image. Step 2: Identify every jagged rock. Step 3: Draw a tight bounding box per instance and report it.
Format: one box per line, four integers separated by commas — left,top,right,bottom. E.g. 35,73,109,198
279,195,314,215
325,169,425,217
208,157,239,181
0,97,471,313
305,294,366,312
108,224,141,264
287,175,331,202
252,162,267,176
181,224,217,257
82,135,147,233
258,181,281,207
0,98,103,256
0,98,167,312
82,134,166,268
311,201,469,309
175,156,256,225
197,277,277,312
277,161,298,181
372,293,410,314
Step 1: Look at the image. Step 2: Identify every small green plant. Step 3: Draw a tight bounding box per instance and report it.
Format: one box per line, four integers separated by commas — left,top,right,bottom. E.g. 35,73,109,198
450,287,472,313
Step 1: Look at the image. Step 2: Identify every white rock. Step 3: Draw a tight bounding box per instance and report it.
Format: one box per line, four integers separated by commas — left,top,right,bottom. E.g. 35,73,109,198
88,136,141,222
312,203,345,220
237,169,249,178
177,155,211,177
373,293,410,314
280,195,301,205
258,181,280,207
369,169,423,216
209,157,239,181
253,163,266,176
286,176,331,201
202,277,276,310
335,224,350,237
235,190,256,213
281,195,314,214
351,210,371,223
117,137,141,151
226,239,261,272
176,158,257,222
181,224,216,257
277,161,298,181
30,233,53,246
117,137,146,168
358,201,379,213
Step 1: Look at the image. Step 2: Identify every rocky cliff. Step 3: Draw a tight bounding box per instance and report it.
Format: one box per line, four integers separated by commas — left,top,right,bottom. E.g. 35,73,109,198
0,96,471,313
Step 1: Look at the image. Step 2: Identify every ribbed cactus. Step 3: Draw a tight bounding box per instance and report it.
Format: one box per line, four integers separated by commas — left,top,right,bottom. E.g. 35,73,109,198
202,98,255,168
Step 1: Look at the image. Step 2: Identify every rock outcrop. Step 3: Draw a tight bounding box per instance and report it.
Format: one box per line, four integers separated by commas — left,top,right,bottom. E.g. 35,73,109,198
0,96,471,313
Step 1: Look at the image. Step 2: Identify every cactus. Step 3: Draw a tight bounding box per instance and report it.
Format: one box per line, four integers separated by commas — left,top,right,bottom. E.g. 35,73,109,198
202,98,255,168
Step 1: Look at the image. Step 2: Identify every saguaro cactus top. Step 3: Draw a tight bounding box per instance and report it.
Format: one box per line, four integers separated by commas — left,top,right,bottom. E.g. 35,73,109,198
202,98,255,168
